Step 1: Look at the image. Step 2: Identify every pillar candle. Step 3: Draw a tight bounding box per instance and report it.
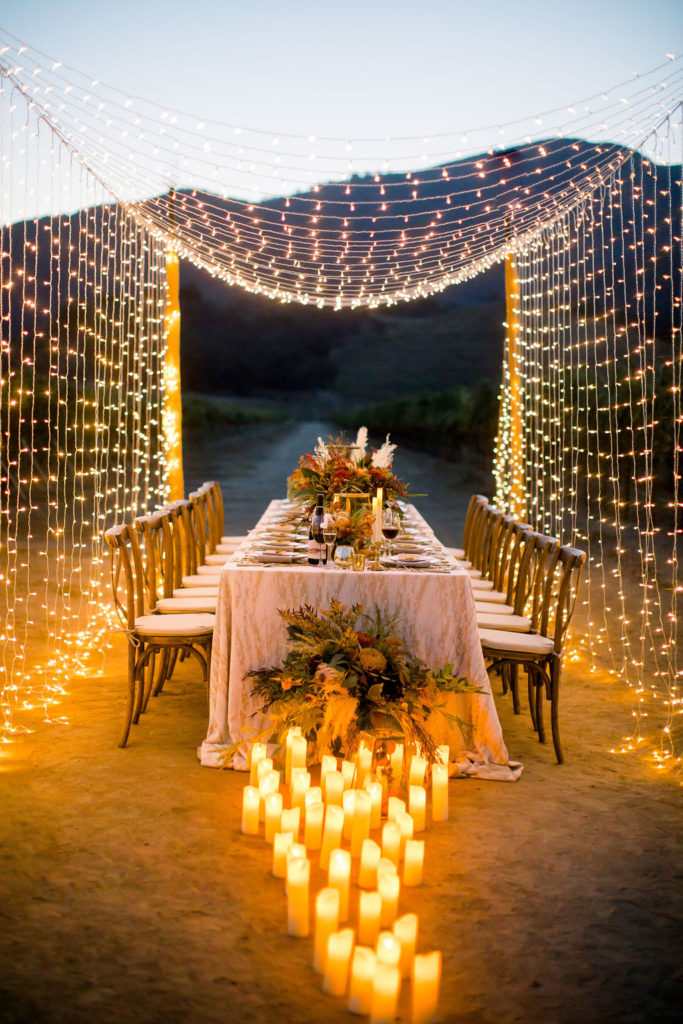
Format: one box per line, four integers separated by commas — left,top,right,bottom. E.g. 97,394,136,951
436,744,450,767
356,744,373,789
351,790,372,856
280,806,300,841
411,951,442,1024
286,855,310,938
285,727,303,786
377,857,397,882
393,913,418,979
320,755,337,799
395,811,414,857
348,945,376,1015
375,931,401,968
341,759,356,789
431,763,448,822
403,839,425,887
358,839,381,889
264,791,283,842
241,785,259,835
304,801,324,850
249,742,267,785
364,780,382,830
387,797,406,822
305,786,322,812
378,871,400,927
408,754,426,787
320,804,344,870
370,962,400,1024
272,831,293,878
323,928,355,997
285,842,307,881
258,769,280,822
313,887,340,973
328,848,351,921
291,768,311,812
342,789,356,841
325,770,344,807
358,890,382,947
381,821,401,866
256,757,273,784
408,785,426,832
288,733,307,787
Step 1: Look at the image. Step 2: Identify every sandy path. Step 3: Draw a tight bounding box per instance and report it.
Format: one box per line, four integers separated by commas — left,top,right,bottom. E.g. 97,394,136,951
0,640,680,1024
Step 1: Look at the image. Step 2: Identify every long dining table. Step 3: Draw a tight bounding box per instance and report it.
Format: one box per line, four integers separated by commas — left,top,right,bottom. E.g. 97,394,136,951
199,501,521,780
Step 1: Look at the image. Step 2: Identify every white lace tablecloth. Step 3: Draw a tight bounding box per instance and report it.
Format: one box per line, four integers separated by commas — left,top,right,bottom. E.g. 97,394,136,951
199,503,521,780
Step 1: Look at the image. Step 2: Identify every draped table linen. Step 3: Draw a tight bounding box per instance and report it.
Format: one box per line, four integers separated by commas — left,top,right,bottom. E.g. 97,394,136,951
199,502,521,780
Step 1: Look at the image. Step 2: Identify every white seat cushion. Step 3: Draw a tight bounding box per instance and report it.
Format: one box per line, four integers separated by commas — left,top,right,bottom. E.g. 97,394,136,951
477,612,531,632
475,601,514,615
217,543,241,554
222,535,247,545
470,578,494,591
445,547,465,559
204,553,230,565
466,568,483,579
479,628,554,656
471,583,507,601
196,564,224,576
157,597,217,614
134,613,215,637
173,586,219,598
182,574,222,588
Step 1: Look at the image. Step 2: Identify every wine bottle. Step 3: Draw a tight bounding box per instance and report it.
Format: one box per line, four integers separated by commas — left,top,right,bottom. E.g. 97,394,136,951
308,493,326,565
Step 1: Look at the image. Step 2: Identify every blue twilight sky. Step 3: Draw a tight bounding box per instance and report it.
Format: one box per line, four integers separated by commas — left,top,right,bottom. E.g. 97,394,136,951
2,0,682,145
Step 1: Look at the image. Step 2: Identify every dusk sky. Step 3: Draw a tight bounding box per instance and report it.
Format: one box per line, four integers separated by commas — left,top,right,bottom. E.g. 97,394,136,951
3,0,682,146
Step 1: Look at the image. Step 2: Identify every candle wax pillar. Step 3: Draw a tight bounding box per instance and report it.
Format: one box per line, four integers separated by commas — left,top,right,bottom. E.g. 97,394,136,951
313,887,340,973
285,728,303,787
409,785,426,832
286,855,310,938
393,913,418,979
365,780,383,830
325,770,344,807
280,806,300,841
264,791,283,842
272,831,294,878
387,797,406,822
328,848,351,921
358,839,381,889
340,760,356,789
411,951,442,1024
323,928,355,997
320,755,337,800
249,742,267,785
348,945,376,1015
304,802,324,850
403,839,425,887
375,931,402,968
431,763,449,822
290,768,311,811
351,790,372,856
408,755,426,787
320,804,344,870
378,871,400,927
395,811,414,858
358,890,382,947
370,962,400,1024
241,786,259,835
381,821,401,866
342,790,356,841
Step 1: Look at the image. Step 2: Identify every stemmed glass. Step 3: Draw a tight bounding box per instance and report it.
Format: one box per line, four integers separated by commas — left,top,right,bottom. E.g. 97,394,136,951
381,507,400,559
322,512,337,566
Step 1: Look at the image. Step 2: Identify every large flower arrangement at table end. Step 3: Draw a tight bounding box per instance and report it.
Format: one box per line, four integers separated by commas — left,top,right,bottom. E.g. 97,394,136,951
239,601,482,766
287,427,408,510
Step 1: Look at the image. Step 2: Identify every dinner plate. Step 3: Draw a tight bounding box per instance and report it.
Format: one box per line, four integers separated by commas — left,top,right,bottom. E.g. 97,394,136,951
250,552,305,564
388,555,432,569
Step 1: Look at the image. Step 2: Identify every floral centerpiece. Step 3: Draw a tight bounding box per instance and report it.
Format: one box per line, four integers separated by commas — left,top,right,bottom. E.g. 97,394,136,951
241,601,480,768
287,427,407,512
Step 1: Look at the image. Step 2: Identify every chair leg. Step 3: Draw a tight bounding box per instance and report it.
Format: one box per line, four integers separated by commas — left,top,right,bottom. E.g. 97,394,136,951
509,663,520,715
550,657,564,764
132,642,147,724
527,667,537,731
141,651,157,713
152,647,171,698
119,642,138,747
534,668,546,744
501,663,508,695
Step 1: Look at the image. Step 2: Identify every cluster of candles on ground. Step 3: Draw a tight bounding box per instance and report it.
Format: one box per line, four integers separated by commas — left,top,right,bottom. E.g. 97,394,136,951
241,729,447,1023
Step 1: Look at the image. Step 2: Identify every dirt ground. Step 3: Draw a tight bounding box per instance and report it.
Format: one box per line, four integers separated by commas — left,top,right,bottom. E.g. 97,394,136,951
0,639,680,1024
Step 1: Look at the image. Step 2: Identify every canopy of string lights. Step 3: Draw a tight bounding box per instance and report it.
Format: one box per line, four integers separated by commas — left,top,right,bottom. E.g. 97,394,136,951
0,31,681,771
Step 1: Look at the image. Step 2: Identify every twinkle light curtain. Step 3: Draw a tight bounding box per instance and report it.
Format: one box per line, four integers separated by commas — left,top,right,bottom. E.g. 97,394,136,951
0,68,167,745
0,30,681,767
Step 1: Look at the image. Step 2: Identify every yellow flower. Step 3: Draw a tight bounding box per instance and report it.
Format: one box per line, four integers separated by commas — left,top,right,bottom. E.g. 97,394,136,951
359,648,387,674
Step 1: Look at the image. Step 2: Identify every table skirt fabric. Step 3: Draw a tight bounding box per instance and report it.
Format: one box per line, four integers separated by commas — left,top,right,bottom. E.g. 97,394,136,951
199,504,521,781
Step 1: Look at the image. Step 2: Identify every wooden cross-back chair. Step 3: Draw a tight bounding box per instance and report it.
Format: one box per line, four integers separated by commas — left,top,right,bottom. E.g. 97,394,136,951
480,537,586,763
105,521,215,748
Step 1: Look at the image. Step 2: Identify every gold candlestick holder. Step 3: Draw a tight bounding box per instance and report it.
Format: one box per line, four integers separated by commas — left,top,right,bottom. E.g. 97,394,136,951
367,541,383,571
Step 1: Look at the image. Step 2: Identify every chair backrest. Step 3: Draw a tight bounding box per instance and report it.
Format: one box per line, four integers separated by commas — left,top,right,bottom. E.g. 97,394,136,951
202,480,225,550
462,494,487,558
189,487,214,561
135,511,176,607
164,499,197,583
104,522,146,628
539,545,587,651
470,503,501,573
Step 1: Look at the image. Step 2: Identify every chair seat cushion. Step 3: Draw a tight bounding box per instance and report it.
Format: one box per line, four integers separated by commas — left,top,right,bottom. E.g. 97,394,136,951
479,628,554,656
204,553,231,565
466,568,483,579
134,613,215,637
182,574,223,588
196,564,224,576
475,601,514,615
477,612,531,633
157,597,217,614
173,586,219,598
222,535,247,545
471,584,506,601
217,544,241,555
445,547,465,559
470,578,494,591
